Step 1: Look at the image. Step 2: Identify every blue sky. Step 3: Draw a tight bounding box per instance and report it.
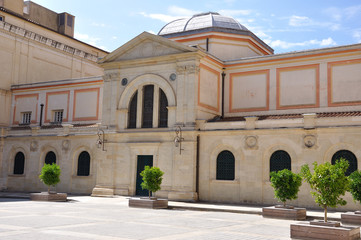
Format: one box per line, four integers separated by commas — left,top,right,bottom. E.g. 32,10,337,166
30,0,361,54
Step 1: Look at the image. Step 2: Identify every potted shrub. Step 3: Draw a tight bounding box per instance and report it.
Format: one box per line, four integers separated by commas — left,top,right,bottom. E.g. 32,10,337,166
30,163,67,201
263,169,305,220
129,166,168,209
341,170,361,224
291,158,360,240
140,166,164,199
39,163,61,193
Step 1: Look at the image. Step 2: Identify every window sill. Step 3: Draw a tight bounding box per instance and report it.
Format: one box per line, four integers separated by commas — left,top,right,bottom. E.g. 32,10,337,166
211,179,240,184
8,174,25,177
72,174,92,178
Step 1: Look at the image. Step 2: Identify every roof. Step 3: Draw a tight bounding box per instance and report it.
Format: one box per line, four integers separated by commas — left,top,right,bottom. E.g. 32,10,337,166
158,12,248,36
208,111,361,122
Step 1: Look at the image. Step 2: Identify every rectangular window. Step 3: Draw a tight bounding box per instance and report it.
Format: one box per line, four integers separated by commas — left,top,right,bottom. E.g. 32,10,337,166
53,110,63,123
0,16,4,22
21,112,31,125
59,14,65,25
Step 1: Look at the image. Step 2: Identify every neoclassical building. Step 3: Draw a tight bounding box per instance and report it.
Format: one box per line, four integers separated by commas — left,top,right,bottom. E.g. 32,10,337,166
1,6,361,209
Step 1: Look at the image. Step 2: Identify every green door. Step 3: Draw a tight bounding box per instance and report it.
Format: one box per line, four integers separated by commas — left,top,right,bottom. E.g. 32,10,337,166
135,155,153,196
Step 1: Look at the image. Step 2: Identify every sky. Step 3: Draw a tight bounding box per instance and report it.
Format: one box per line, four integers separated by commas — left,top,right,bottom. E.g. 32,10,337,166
30,0,361,54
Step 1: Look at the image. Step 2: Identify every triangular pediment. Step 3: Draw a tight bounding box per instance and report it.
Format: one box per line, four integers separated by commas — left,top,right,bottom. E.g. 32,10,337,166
98,32,197,64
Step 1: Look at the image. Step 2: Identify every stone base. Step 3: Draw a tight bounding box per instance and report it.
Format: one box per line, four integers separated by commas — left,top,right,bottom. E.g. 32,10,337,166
342,212,361,225
262,206,306,220
30,192,67,202
128,197,168,209
167,191,198,202
291,222,360,240
91,187,114,197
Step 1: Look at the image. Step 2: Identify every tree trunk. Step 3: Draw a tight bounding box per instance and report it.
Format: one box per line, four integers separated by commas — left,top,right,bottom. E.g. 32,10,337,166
48,186,50,194
283,201,286,208
324,206,328,222
149,191,151,199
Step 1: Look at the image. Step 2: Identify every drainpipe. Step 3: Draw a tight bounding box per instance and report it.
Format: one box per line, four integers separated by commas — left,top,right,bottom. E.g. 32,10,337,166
221,70,226,119
39,104,44,126
196,135,200,201
206,38,209,51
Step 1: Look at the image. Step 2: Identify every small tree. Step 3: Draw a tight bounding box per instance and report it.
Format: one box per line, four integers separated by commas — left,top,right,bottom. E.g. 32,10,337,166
349,170,361,204
270,169,302,208
39,163,61,193
140,166,164,198
301,158,350,222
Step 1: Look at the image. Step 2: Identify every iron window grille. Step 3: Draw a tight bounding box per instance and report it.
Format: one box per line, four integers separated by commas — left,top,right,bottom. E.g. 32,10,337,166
53,110,63,124
216,150,235,180
45,151,56,165
77,151,90,176
331,150,358,176
270,150,291,175
13,152,25,175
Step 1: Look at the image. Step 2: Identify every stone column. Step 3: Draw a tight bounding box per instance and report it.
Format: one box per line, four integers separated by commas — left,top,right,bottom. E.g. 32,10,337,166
153,86,160,128
136,86,143,128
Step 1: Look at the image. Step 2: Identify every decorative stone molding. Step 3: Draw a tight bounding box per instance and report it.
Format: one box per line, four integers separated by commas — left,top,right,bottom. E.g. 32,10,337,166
0,21,99,62
103,72,120,82
30,140,38,152
176,65,200,74
245,116,259,130
303,135,316,148
303,113,317,129
62,140,70,151
245,136,258,149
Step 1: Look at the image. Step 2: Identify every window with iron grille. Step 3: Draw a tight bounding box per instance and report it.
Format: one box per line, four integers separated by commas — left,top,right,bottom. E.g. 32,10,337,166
159,89,168,128
53,110,63,123
45,151,56,165
0,15,4,22
216,150,235,180
128,91,138,129
21,112,31,125
270,150,291,176
332,150,358,176
13,152,25,175
77,151,90,176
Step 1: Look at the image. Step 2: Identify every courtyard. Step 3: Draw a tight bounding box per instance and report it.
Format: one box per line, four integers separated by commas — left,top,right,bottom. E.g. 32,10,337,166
0,196,296,240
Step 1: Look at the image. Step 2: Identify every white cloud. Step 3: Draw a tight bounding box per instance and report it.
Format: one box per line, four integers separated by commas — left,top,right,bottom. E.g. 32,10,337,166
269,37,336,49
168,6,196,16
353,29,361,43
139,12,179,23
91,22,107,28
324,5,361,21
74,32,108,51
288,15,339,31
289,15,313,27
146,30,156,35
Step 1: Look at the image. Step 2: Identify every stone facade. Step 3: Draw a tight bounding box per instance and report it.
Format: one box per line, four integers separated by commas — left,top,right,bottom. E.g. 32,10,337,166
1,8,361,210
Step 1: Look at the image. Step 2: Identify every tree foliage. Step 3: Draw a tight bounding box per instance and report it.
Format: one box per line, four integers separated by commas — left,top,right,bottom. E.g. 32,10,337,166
300,158,350,222
270,169,302,207
39,163,61,193
349,170,361,204
140,166,164,198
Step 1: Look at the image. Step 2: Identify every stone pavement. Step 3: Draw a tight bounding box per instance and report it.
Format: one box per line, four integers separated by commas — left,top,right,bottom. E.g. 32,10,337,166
0,193,354,239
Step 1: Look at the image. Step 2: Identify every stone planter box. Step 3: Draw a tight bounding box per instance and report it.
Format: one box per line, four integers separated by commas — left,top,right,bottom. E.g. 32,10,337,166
128,197,168,209
341,211,361,225
291,221,360,240
30,192,67,202
262,206,306,220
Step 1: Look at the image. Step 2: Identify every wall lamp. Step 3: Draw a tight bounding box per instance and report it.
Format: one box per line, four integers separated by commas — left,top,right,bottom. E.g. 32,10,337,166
96,129,107,151
174,126,184,154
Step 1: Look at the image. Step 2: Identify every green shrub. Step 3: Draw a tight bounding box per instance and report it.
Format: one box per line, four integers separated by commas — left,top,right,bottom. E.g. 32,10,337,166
140,166,164,198
270,169,302,207
39,163,61,193
349,170,361,204
301,158,350,222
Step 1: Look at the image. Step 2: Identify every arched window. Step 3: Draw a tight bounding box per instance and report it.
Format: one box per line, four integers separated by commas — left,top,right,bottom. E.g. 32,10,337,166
45,151,56,164
270,150,291,174
331,150,357,176
13,152,25,175
128,91,138,129
216,150,235,180
77,151,90,176
127,85,169,129
159,89,168,128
